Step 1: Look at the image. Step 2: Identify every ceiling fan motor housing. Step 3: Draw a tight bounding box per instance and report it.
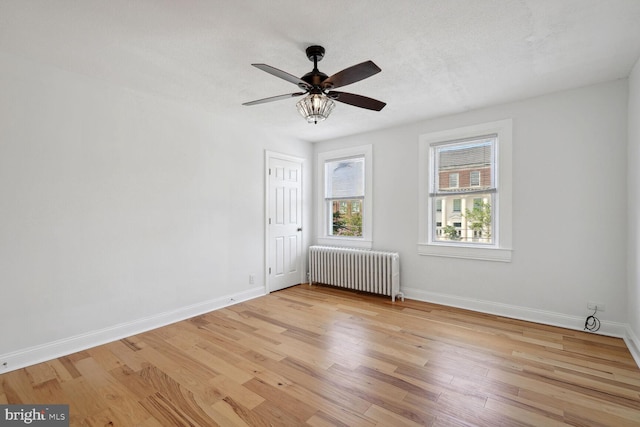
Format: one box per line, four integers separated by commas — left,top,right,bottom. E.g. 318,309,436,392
300,71,329,91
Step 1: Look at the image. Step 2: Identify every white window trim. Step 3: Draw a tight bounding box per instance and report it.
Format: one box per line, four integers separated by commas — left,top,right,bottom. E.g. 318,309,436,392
316,145,372,249
418,119,513,262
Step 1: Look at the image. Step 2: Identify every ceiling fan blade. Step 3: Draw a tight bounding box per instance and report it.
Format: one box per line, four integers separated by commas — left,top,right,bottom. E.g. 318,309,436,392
323,61,382,89
327,91,386,111
242,92,305,106
252,64,312,90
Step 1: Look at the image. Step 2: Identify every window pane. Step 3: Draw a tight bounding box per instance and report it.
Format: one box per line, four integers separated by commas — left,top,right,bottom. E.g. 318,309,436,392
470,170,480,186
449,173,459,188
430,136,495,245
325,157,364,198
433,194,493,244
329,199,363,236
435,138,494,193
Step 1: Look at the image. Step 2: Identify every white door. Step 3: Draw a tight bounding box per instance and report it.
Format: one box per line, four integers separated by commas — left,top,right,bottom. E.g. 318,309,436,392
267,155,303,292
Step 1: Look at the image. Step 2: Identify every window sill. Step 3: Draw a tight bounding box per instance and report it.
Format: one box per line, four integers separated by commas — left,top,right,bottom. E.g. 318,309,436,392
418,243,512,262
317,237,372,249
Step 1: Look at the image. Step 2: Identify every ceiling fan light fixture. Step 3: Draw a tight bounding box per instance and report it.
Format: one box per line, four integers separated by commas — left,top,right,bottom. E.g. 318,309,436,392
244,45,385,121
296,93,335,124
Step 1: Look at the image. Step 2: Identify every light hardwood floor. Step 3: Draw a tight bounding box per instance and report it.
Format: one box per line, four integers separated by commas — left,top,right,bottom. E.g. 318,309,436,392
1,284,640,426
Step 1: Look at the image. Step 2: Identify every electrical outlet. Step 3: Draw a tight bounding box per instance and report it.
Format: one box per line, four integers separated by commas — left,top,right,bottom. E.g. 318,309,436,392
249,274,255,284
587,302,606,312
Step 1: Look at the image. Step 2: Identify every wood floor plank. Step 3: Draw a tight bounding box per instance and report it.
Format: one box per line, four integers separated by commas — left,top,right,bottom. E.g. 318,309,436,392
137,367,217,426
209,397,254,427
32,378,66,405
1,369,39,404
73,357,152,424
46,358,79,383
209,375,264,411
165,334,254,385
84,406,138,427
309,407,377,427
60,376,111,421
24,360,58,386
364,403,431,426
134,346,221,408
2,284,640,426
484,397,569,427
243,377,317,423
247,354,375,419
108,365,157,401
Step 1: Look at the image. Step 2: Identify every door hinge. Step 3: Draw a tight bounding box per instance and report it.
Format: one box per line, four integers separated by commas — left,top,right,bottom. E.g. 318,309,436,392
269,267,271,274
269,218,271,224
269,168,272,175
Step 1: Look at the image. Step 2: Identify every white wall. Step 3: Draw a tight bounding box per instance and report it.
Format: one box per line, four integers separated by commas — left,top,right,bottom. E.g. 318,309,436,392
0,52,312,371
628,57,640,359
315,79,629,333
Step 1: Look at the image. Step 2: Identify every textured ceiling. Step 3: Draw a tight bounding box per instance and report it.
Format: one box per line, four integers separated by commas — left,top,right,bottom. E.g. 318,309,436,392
2,0,640,142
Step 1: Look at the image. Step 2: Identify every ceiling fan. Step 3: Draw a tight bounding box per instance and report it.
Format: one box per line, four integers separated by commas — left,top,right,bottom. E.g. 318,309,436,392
242,45,386,124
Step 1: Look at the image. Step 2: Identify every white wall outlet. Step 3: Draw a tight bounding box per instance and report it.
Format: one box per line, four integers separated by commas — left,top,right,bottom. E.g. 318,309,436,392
587,302,606,311
249,274,255,284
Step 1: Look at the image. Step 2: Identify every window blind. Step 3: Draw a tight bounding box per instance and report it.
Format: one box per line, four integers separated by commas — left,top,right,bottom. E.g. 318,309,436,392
325,157,365,199
432,135,496,196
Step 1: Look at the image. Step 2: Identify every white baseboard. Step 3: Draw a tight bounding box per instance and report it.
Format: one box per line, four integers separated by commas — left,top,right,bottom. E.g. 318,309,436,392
624,326,640,369
401,287,630,339
0,286,265,374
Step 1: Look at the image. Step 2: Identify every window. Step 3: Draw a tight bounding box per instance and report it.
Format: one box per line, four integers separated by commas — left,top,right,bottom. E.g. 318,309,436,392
338,201,349,215
328,161,363,236
470,170,481,186
433,136,496,244
317,145,372,248
418,119,512,262
449,173,459,188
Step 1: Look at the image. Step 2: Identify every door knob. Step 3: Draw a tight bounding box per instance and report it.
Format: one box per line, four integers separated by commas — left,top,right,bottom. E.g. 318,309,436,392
297,227,302,232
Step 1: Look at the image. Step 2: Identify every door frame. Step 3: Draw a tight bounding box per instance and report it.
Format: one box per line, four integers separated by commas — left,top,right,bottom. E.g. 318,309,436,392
264,151,306,293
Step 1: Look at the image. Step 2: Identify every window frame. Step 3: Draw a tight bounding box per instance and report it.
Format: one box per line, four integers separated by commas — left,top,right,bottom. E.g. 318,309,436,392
418,119,512,262
316,145,373,249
